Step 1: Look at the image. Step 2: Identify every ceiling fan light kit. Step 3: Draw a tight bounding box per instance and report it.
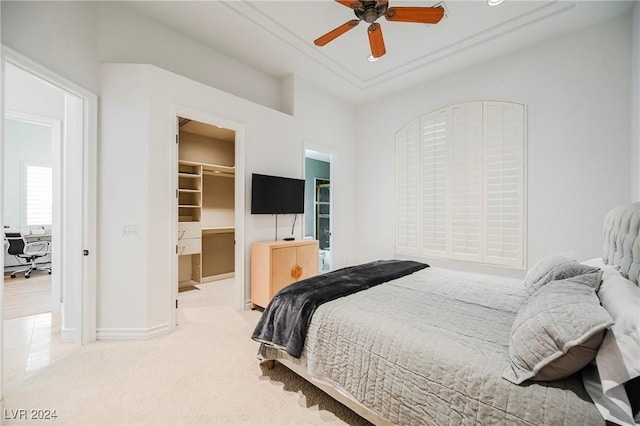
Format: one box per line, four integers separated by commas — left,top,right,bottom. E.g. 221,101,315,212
314,0,446,59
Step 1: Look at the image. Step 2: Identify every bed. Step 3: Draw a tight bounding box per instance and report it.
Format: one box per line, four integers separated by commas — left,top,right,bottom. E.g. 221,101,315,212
253,202,640,425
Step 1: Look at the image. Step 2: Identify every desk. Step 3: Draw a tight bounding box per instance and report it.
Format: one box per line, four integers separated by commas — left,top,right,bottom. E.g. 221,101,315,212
23,232,52,243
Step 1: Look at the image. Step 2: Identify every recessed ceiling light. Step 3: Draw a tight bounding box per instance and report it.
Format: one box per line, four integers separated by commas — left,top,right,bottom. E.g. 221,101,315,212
368,55,380,62
488,0,505,5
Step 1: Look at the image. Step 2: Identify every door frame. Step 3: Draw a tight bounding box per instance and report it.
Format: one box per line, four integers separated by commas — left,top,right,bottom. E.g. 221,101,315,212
304,146,334,271
170,105,246,329
0,46,97,398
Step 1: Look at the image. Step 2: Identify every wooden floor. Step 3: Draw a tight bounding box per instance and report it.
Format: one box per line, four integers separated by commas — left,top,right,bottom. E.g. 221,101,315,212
3,272,52,320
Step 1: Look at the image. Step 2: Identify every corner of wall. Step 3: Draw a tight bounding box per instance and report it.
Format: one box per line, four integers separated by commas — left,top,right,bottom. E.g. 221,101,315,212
279,74,296,116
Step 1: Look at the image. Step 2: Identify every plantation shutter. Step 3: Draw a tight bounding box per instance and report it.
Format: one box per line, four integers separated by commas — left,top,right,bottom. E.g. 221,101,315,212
395,119,420,254
25,164,53,226
449,102,483,261
395,101,525,268
421,108,448,255
483,102,525,267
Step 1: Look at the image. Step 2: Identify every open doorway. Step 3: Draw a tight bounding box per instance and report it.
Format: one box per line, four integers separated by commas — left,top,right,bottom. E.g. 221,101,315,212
174,114,239,323
1,48,97,398
304,149,332,272
2,64,69,391
4,112,57,306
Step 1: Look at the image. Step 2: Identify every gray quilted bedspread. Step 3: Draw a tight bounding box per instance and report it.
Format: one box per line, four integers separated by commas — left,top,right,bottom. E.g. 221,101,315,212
300,267,602,425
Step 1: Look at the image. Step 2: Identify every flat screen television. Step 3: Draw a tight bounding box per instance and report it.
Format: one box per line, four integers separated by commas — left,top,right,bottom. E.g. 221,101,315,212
251,173,305,214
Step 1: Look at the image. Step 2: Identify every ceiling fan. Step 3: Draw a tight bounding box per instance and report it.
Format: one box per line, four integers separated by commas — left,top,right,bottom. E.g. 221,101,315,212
314,0,445,59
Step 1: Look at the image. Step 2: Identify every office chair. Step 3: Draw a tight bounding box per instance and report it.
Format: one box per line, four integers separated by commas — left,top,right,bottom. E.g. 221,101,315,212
4,232,51,278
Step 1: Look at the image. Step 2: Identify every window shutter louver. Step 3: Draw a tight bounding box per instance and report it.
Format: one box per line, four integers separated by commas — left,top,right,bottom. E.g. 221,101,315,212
449,103,483,261
483,102,525,267
421,109,448,255
395,120,420,254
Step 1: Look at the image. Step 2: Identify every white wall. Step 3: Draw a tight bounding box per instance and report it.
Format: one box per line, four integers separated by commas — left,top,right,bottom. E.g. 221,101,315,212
98,64,303,334
355,14,634,277
97,65,152,332
1,1,286,112
3,119,52,230
632,3,640,202
5,63,65,121
1,1,99,93
96,3,284,113
292,77,358,269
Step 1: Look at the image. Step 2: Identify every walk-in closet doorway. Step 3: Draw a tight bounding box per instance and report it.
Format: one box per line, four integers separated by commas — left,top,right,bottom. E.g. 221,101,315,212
172,109,245,325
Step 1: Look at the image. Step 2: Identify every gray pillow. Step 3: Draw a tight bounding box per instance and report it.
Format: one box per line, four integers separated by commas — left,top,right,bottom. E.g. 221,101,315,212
503,271,613,384
524,255,600,296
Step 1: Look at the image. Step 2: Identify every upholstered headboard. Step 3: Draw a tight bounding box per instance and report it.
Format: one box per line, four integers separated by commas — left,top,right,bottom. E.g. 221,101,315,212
603,202,640,285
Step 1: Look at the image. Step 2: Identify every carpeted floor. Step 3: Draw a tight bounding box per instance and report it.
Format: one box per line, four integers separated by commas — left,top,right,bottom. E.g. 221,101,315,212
0,279,371,425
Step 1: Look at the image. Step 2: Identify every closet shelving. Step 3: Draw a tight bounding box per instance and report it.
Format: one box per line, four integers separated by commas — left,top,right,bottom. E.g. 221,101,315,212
178,163,202,222
177,121,236,289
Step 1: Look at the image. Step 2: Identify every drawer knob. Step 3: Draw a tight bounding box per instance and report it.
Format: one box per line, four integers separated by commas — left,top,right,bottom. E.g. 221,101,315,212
291,265,302,280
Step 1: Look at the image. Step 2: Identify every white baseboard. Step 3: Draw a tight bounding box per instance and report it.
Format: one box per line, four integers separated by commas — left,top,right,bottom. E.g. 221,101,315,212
96,323,169,340
61,327,79,343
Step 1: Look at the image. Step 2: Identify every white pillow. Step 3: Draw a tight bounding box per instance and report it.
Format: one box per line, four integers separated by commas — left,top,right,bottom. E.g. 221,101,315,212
596,272,640,389
581,258,639,386
581,257,621,281
581,260,640,426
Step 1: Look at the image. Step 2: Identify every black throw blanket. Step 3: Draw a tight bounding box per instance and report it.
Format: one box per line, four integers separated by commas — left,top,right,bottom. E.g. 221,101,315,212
251,259,429,358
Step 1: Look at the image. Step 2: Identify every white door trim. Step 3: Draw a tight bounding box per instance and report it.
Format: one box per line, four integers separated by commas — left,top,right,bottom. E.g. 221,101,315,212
0,45,97,399
169,105,246,330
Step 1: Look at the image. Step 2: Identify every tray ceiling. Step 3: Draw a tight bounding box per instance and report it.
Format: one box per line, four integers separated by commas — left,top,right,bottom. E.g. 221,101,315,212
123,1,634,104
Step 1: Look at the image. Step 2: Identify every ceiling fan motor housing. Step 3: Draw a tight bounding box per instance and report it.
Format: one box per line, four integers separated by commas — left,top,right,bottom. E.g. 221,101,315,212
313,0,445,57
354,1,389,23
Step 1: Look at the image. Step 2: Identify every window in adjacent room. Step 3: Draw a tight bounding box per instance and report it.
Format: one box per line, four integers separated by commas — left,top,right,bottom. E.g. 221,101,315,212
395,101,526,268
25,162,53,226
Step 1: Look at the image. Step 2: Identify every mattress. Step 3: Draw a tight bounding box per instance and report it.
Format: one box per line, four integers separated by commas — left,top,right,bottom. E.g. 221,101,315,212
259,267,602,425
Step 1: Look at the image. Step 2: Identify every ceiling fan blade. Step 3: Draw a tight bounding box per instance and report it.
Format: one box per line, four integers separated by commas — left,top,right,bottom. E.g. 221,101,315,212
314,19,360,46
335,0,363,9
385,6,445,24
367,23,386,59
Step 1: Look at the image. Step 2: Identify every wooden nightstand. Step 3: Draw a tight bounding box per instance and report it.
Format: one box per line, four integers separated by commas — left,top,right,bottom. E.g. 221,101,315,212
250,239,319,309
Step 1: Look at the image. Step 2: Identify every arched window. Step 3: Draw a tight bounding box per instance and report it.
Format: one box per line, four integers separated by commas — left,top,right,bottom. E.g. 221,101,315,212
395,101,526,268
